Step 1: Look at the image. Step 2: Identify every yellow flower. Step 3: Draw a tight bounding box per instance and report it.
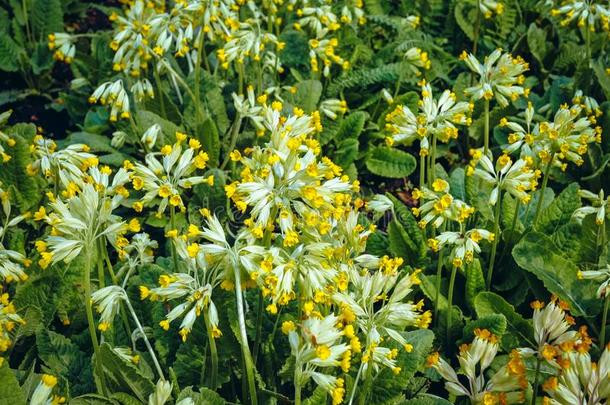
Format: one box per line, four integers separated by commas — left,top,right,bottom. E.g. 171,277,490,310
193,151,209,169
187,243,200,258
33,206,46,221
158,184,172,198
315,344,331,360
128,218,140,232
41,374,58,388
281,321,296,335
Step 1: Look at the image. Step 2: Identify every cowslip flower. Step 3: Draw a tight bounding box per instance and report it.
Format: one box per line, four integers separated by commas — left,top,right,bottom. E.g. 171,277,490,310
91,286,127,332
429,228,495,268
533,103,600,170
480,0,504,18
30,374,63,405
469,152,540,205
48,33,75,63
427,329,527,403
412,179,475,229
500,101,537,155
288,314,349,405
333,268,430,374
385,82,471,153
130,137,212,215
543,343,610,404
0,188,31,282
577,264,610,299
573,188,608,225
403,47,431,77
551,0,610,32
89,80,131,121
518,299,578,367
461,49,529,107
28,134,99,181
39,168,129,268
0,291,25,366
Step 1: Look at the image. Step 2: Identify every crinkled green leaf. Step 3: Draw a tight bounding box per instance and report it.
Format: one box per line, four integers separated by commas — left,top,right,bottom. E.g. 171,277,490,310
366,147,416,178
513,232,601,318
474,291,535,348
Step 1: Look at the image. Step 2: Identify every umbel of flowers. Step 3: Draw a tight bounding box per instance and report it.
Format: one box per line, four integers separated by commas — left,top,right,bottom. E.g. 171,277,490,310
133,100,431,404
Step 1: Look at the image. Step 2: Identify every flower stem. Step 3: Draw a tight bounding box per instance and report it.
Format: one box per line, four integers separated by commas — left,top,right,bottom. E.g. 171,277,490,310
203,310,218,389
153,68,167,119
533,159,553,226
446,265,458,344
124,297,165,381
253,292,264,364
601,294,610,347
234,266,258,405
483,99,490,156
419,152,426,189
348,362,364,405
358,363,373,405
486,191,503,290
433,249,445,327
169,206,180,272
530,357,542,405
83,248,106,395
294,367,302,405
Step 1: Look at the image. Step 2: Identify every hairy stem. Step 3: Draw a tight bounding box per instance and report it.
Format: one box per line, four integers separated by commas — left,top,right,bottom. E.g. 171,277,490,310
533,159,553,226
483,99,490,156
203,309,218,389
486,191,502,290
446,265,458,343
234,266,258,405
530,357,542,405
124,297,165,381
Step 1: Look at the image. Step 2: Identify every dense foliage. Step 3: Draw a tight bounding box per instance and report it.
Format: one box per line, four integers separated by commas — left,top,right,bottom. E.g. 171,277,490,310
2,0,610,404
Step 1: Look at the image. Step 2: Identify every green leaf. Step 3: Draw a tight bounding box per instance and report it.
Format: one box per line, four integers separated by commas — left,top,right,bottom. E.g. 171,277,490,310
513,232,601,318
137,110,181,146
328,63,403,95
303,386,327,405
70,395,119,405
474,292,535,347
386,194,427,265
196,118,220,167
370,330,435,405
594,59,610,101
335,111,366,142
292,80,323,113
0,32,23,72
1,123,45,211
366,147,416,178
279,30,309,69
36,328,83,371
31,0,63,39
95,343,155,402
454,3,475,41
465,259,485,310
399,394,453,405
462,314,507,340
333,138,359,168
0,363,26,405
110,392,145,405
177,386,226,405
535,183,580,234
527,23,547,67
31,42,54,74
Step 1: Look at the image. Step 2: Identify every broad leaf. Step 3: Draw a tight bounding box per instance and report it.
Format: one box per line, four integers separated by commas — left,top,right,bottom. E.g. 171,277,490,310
366,147,416,178
474,292,535,348
0,363,26,405
513,232,601,318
